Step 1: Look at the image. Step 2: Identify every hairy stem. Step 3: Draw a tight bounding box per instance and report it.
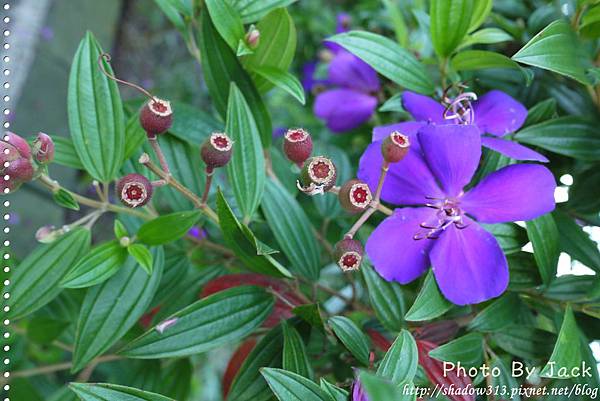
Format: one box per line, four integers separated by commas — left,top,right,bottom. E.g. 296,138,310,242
200,169,213,205
148,136,171,175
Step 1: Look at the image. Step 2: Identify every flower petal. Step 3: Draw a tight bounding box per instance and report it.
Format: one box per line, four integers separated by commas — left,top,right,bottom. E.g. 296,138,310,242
473,90,527,136
481,136,549,162
358,140,444,205
366,208,435,283
431,221,509,305
372,121,425,144
314,89,377,133
418,124,481,197
462,164,556,223
402,91,446,124
328,51,380,92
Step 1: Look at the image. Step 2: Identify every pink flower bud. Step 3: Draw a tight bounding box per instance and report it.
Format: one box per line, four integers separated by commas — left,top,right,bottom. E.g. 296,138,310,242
140,98,173,137
201,132,233,171
283,128,312,164
3,132,31,159
116,173,153,208
35,225,60,243
32,132,55,164
245,27,260,49
1,158,34,194
381,131,410,163
334,238,364,271
339,179,372,213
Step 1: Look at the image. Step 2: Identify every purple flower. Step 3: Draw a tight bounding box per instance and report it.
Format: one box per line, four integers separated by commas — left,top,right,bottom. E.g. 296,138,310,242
374,90,548,162
358,124,556,305
351,378,370,401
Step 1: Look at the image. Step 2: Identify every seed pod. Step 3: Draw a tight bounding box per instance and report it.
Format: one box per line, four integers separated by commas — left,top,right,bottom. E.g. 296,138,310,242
116,173,153,208
283,128,312,164
298,156,337,194
334,238,364,271
32,132,55,164
3,131,31,159
381,131,410,163
139,98,173,137
339,179,372,213
201,132,233,171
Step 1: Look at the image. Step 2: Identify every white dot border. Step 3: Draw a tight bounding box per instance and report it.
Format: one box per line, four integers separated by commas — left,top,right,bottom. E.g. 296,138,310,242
2,2,10,398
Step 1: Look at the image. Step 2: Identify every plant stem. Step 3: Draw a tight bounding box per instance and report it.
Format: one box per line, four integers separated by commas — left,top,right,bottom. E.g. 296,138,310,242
200,169,213,205
148,136,171,175
2,355,122,382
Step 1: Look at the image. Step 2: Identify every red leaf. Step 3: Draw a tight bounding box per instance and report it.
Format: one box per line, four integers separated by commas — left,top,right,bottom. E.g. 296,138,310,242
222,338,257,399
366,328,392,352
413,320,460,345
417,340,475,401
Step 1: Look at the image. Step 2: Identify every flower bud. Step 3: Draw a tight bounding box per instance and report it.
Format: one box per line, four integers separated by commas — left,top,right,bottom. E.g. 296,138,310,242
298,156,337,194
201,132,233,171
245,26,260,49
35,225,61,243
139,97,173,137
339,179,372,213
116,173,153,208
283,128,313,164
334,238,364,271
3,131,31,159
32,132,55,164
1,157,34,193
381,131,410,163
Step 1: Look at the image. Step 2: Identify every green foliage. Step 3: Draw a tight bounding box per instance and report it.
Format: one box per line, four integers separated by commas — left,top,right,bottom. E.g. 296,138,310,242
137,210,201,245
430,0,474,57
405,270,452,321
327,316,371,366
61,240,128,288
376,330,418,384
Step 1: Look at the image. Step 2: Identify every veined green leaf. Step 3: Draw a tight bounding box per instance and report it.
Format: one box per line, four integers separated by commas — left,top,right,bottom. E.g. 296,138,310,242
261,368,332,401
282,321,313,379
540,305,583,378
158,358,193,400
7,228,90,319
53,137,84,169
153,0,186,32
359,371,415,401
362,263,406,332
319,379,348,401
512,20,590,84
430,0,474,57
526,213,559,285
168,101,222,144
468,293,523,332
68,31,125,182
493,326,555,360
205,0,245,51
328,31,434,94
481,223,528,255
553,210,600,273
253,67,305,104
261,179,320,280
231,0,298,23
127,244,154,275
124,114,146,162
428,333,484,368
452,50,520,71
120,286,274,358
52,189,80,211
225,83,266,220
61,240,128,289
71,247,164,372
524,98,557,127
459,28,512,49
137,210,201,245
405,270,452,321
491,357,521,401
468,0,492,32
376,330,418,384
69,383,171,401
328,316,371,366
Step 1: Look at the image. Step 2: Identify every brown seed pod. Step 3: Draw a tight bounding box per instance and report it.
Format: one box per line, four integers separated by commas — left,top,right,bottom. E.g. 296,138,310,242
201,132,233,171
139,98,173,137
283,128,313,164
116,173,153,208
381,131,410,163
334,238,364,271
298,156,337,194
339,179,373,213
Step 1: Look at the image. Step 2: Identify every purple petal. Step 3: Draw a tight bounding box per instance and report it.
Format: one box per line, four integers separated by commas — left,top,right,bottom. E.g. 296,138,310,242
473,90,527,136
301,61,318,92
358,141,444,205
402,91,446,124
328,51,380,92
372,121,425,143
481,136,549,162
352,380,370,401
431,221,509,305
418,124,481,197
314,89,377,133
462,164,556,223
336,13,351,33
366,208,435,283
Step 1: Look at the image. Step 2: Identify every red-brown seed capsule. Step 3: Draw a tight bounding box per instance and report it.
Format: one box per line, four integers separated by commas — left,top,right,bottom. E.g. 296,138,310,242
339,179,373,213
298,156,337,194
201,132,233,172
32,132,55,164
381,131,410,163
139,98,173,137
283,128,313,164
116,173,153,208
334,238,364,271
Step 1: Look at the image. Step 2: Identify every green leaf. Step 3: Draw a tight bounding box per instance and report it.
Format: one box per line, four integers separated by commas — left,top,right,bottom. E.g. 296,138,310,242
53,137,84,169
524,98,557,126
405,270,452,321
468,293,523,332
328,31,434,94
114,219,128,239
261,179,321,280
225,83,266,220
468,0,492,32
553,210,600,273
198,9,272,147
69,383,172,401
217,190,292,278
128,244,154,275
319,379,348,401
261,368,332,401
516,117,600,161
452,50,520,71
253,67,305,104
378,93,405,113
71,247,164,372
282,321,313,379
428,333,484,368
232,0,298,23
493,326,555,360
381,0,408,46
526,213,559,285
512,20,590,85
328,316,371,366
61,240,129,288
580,4,600,39
376,330,418,384
359,372,415,401
120,286,274,358
137,210,201,245
292,303,325,332
481,223,528,255
243,8,297,92
508,252,542,290
205,0,245,51
52,189,80,211
430,0,474,57
491,357,521,401
540,305,583,378
544,275,594,302
68,31,125,182
158,358,193,400
460,28,512,48
362,263,406,332
124,114,147,162
168,101,223,145
153,0,186,33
